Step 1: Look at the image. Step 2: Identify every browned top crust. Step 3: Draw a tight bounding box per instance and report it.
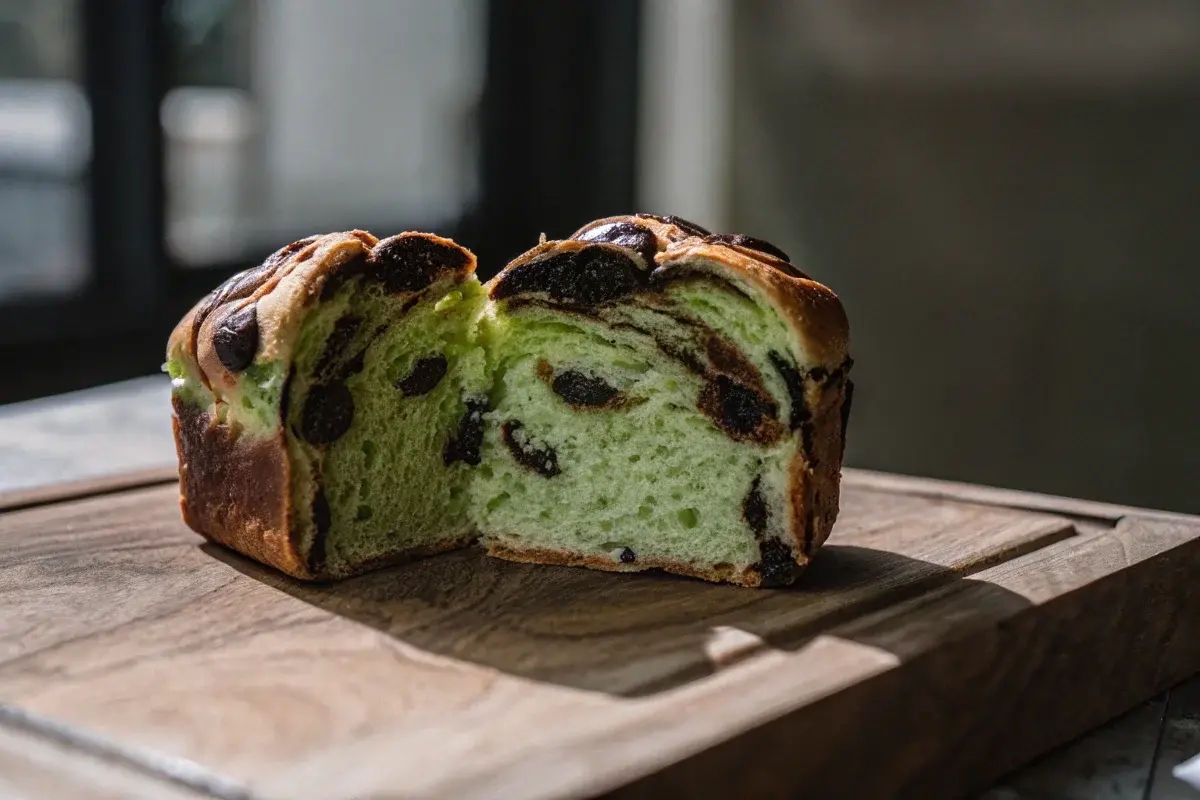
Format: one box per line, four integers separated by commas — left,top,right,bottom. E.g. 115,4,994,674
487,214,850,369
167,231,477,400
167,230,478,581
656,239,849,368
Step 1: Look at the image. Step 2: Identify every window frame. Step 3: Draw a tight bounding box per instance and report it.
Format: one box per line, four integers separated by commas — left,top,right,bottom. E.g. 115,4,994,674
0,0,642,404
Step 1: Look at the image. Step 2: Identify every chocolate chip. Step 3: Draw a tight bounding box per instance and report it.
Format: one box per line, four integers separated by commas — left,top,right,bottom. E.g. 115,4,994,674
501,420,560,477
808,366,828,383
634,213,711,237
769,351,809,431
369,235,468,294
699,375,778,441
396,355,448,397
490,245,645,306
320,253,369,300
341,349,366,379
573,221,658,267
308,485,331,574
212,303,259,371
301,383,355,445
551,370,621,408
619,547,637,564
444,399,488,466
743,476,768,538
755,539,799,588
315,315,363,380
703,233,791,264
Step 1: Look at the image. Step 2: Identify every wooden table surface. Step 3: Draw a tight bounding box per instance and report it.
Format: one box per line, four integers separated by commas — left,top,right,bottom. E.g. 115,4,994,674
2,375,1198,800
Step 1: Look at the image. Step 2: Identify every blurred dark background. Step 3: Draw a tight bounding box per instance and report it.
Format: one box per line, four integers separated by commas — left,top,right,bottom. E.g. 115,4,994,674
0,0,1196,513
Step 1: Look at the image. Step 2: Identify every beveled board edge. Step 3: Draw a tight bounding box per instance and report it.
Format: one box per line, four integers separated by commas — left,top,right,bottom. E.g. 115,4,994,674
597,518,1200,799
0,705,251,800
0,466,179,514
844,468,1196,524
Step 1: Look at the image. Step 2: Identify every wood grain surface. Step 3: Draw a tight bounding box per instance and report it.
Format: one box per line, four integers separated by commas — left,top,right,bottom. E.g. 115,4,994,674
1,471,1197,799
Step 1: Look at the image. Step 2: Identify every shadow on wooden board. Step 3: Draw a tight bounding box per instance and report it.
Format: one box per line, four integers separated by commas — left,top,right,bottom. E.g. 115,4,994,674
204,541,1033,698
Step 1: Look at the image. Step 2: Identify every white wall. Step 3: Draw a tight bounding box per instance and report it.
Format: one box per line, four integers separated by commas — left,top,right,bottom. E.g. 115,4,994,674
636,0,732,233
253,0,484,235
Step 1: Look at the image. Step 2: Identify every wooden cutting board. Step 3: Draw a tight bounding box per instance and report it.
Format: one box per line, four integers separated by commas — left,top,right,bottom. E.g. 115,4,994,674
1,468,1198,800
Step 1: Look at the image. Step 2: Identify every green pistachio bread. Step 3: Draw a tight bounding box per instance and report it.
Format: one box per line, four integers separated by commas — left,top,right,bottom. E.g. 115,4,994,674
166,230,488,579
474,214,852,586
167,216,851,587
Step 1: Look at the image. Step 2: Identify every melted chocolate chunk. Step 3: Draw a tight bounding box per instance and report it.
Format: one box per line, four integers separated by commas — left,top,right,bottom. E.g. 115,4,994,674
808,366,828,383
551,370,622,408
315,315,363,379
192,236,319,353
743,476,768,538
444,399,488,466
215,263,273,305
634,213,711,237
308,485,331,574
369,235,468,294
704,334,761,387
490,246,645,306
320,253,369,300
573,221,658,267
301,383,355,445
768,351,810,431
619,547,637,564
396,355,448,397
501,420,561,477
220,235,314,304
699,375,778,441
341,349,366,379
607,319,709,377
755,539,800,588
266,235,320,271
212,303,259,371
703,233,791,264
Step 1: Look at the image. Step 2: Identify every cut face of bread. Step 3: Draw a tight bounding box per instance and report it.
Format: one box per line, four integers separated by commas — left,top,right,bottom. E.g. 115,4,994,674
167,217,851,587
166,231,488,579
473,215,851,587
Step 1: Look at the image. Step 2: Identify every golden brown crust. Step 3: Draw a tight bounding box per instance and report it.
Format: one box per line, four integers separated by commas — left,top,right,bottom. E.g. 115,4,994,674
172,395,310,579
168,231,478,581
168,217,847,588
788,375,852,558
486,542,798,589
